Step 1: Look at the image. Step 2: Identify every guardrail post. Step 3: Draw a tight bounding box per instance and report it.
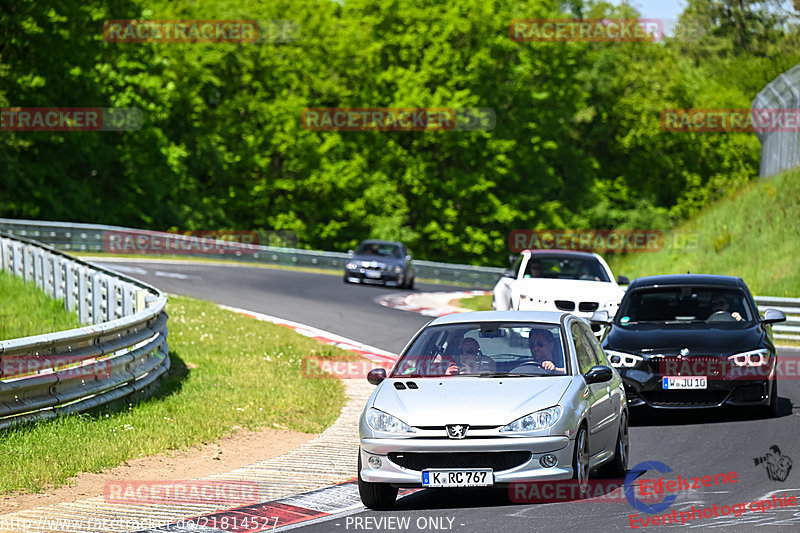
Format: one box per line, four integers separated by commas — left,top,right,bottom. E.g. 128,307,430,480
33,248,43,289
78,267,89,323
64,262,75,311
42,251,52,297
91,272,102,324
135,289,147,313
107,277,117,321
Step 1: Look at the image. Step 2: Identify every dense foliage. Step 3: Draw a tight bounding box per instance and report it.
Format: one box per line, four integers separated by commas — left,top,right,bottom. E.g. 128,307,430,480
1,0,798,265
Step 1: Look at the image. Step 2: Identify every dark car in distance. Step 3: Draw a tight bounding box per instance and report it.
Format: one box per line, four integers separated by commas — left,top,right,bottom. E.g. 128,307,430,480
591,274,786,417
344,240,415,289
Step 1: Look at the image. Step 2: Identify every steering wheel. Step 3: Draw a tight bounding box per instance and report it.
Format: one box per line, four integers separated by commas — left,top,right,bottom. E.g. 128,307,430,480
707,310,736,323
510,361,555,374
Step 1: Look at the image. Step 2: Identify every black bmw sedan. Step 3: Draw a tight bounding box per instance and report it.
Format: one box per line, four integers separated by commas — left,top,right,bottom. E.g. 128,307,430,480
343,240,415,289
591,274,786,416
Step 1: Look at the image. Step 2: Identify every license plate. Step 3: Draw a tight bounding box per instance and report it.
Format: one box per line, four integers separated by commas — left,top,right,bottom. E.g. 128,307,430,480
421,469,493,487
663,376,707,389
365,270,382,279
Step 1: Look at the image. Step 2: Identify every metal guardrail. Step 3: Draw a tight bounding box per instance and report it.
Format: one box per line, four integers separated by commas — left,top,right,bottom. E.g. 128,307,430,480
0,231,169,429
753,296,800,343
0,218,504,287
753,62,800,178
0,218,796,342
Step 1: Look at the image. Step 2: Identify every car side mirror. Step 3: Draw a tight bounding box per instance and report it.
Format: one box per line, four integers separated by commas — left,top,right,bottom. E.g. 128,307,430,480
590,310,611,325
762,308,787,325
405,254,412,261
367,368,387,385
503,269,516,278
348,249,354,256
584,365,613,384
617,275,630,285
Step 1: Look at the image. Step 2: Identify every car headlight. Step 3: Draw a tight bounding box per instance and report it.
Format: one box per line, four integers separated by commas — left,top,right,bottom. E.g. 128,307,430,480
366,408,415,433
394,265,403,274
728,348,769,367
500,406,562,433
346,262,357,270
605,350,643,368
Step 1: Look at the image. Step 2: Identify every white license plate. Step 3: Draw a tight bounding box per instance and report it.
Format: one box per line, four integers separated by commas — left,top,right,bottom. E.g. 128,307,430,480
365,270,382,279
421,469,493,487
663,376,707,389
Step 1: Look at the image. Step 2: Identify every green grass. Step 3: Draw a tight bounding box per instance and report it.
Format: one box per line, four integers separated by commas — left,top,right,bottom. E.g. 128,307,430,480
608,169,800,297
0,295,358,494
0,271,82,339
455,294,492,311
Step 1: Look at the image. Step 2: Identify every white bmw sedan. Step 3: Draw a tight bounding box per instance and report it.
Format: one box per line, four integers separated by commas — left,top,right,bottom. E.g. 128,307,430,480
357,311,629,509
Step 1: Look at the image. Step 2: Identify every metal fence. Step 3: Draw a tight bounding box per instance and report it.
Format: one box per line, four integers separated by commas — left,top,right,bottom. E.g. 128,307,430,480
0,218,797,342
753,62,800,177
0,218,505,287
0,231,169,429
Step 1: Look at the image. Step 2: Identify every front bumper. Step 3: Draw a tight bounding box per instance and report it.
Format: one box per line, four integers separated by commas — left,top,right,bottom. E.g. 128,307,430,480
344,268,404,286
359,436,574,487
619,363,775,409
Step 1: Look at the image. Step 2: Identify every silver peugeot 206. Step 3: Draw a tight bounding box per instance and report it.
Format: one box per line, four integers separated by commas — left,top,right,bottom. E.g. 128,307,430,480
358,311,628,509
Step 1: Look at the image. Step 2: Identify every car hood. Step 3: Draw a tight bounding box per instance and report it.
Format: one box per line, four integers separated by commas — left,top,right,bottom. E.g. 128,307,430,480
605,324,764,357
371,377,572,427
515,278,623,302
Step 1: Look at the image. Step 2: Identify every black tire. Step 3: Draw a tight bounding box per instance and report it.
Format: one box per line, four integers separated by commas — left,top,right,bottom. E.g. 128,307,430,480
571,425,590,496
599,410,629,478
343,275,351,284
763,379,779,418
357,453,397,509
406,276,414,290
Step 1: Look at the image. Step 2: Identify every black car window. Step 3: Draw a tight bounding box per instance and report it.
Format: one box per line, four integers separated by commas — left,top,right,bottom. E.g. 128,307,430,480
571,323,596,374
617,287,756,324
524,255,610,282
356,242,402,258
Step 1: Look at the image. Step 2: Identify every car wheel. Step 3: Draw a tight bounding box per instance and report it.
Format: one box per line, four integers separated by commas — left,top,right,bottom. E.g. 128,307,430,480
357,453,397,509
571,425,590,496
406,276,414,290
763,379,779,418
343,275,352,284
599,410,628,478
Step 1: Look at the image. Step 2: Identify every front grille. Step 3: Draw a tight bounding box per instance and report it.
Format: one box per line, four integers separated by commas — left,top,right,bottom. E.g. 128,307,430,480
641,390,729,407
579,302,599,312
555,300,575,311
624,385,641,403
388,452,531,472
649,357,725,376
731,383,767,402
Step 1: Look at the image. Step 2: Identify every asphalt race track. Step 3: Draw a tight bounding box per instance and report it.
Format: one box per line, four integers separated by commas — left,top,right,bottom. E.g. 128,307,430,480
96,259,800,533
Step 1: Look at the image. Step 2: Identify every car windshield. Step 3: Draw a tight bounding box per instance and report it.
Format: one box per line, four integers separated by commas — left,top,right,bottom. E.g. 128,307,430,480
356,243,402,258
523,255,610,282
392,322,568,377
616,287,757,325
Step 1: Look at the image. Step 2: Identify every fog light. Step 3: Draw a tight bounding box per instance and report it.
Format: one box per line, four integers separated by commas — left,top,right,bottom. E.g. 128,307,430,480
539,454,557,468
368,456,382,469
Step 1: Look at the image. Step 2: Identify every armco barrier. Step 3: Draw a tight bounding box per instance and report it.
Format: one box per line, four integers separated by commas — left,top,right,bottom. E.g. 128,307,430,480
0,218,796,342
0,218,504,287
0,231,169,429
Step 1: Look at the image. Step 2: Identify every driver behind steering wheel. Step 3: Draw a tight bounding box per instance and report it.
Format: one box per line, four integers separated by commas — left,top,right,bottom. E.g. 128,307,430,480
710,293,743,322
527,328,566,373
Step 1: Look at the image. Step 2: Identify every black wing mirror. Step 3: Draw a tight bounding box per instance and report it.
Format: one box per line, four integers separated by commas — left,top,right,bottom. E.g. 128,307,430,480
617,275,630,285
367,368,387,385
762,308,787,325
584,365,613,384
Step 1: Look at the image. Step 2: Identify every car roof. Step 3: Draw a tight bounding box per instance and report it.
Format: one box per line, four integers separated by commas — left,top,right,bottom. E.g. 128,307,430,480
521,249,600,260
627,274,745,290
427,310,569,326
357,239,403,246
